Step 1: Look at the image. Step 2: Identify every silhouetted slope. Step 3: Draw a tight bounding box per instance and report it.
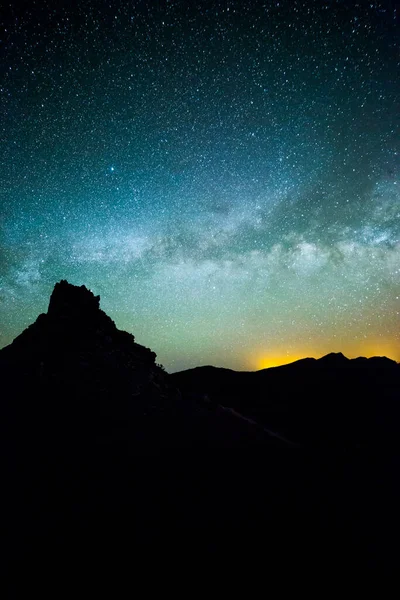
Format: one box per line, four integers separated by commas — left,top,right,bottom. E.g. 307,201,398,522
171,354,400,447
1,281,290,593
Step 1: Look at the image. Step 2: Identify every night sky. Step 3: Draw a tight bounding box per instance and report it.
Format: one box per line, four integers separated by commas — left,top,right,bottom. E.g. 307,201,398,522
1,0,399,371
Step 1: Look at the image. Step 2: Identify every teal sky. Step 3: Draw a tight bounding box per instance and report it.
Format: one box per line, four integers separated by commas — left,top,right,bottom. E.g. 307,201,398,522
1,1,399,371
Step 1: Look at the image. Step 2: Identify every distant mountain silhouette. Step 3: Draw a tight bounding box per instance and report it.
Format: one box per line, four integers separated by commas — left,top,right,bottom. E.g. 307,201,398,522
171,352,399,447
1,280,399,593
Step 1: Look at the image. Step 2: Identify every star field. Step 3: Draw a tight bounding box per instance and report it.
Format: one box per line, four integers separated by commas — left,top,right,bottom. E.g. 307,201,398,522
1,0,399,371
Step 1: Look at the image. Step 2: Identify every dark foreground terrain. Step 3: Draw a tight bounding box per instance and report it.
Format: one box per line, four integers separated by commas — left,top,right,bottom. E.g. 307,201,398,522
1,281,399,594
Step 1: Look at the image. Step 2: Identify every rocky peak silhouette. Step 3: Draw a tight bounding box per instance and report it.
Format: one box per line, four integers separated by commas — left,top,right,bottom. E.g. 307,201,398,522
0,280,279,449
3,279,155,365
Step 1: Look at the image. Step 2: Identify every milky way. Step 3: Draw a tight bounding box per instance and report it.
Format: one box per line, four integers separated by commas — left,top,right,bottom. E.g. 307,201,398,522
1,0,399,371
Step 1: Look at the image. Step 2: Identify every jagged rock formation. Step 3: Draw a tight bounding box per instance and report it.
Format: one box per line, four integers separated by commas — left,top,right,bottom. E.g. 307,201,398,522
3,279,157,375
0,279,279,450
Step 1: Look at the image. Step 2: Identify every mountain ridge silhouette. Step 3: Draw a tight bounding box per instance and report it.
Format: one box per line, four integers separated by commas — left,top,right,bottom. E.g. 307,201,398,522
172,348,399,447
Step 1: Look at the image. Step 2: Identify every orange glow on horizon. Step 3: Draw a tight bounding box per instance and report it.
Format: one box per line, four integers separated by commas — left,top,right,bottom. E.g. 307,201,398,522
253,341,399,371
256,354,309,370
